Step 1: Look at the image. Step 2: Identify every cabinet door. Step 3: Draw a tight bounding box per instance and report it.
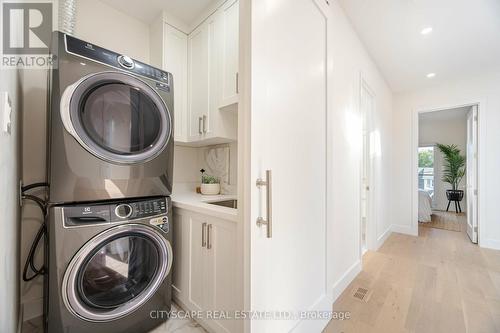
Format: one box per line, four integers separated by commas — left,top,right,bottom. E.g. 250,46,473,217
188,215,206,311
206,219,238,333
219,0,239,108
164,24,188,142
172,211,189,302
187,23,210,139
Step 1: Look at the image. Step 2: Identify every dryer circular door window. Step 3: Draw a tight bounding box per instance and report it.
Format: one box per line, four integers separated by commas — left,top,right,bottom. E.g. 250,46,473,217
60,71,172,165
62,224,173,322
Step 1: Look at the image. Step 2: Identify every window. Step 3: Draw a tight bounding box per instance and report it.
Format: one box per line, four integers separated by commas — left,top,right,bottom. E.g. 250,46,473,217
418,146,434,196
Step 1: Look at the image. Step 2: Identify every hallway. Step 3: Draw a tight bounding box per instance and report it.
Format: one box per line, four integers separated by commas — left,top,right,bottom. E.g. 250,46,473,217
325,223,500,332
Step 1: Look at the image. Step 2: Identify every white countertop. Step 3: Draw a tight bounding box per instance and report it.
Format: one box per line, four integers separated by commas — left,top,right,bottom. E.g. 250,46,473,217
171,183,238,222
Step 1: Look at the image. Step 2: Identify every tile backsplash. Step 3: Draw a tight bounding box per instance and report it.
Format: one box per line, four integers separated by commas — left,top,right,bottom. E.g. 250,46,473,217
173,142,237,194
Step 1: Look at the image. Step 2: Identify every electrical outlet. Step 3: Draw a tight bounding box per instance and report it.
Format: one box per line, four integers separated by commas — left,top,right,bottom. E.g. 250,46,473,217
0,91,12,134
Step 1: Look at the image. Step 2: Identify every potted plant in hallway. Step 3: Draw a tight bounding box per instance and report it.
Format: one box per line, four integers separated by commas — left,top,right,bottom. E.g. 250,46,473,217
436,143,466,213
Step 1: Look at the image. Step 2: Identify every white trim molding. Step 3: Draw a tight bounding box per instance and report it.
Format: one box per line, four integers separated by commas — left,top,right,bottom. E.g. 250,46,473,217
329,260,362,303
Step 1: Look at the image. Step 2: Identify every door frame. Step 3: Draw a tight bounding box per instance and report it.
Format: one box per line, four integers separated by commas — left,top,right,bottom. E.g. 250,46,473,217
359,76,377,254
411,102,484,246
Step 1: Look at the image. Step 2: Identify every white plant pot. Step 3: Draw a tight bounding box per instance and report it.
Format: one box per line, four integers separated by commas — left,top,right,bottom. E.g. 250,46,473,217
201,183,220,195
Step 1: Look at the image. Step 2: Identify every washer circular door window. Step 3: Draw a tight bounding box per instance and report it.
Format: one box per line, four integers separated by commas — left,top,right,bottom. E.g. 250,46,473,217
62,224,173,322
60,71,172,165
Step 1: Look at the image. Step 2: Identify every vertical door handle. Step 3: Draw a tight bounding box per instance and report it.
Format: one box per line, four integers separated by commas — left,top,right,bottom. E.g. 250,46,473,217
202,115,207,133
202,222,207,247
198,117,203,134
207,224,212,249
256,170,272,238
236,72,239,94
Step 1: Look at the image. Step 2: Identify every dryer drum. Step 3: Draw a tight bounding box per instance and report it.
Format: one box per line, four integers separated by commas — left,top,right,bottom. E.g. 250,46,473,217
60,71,172,165
62,224,173,322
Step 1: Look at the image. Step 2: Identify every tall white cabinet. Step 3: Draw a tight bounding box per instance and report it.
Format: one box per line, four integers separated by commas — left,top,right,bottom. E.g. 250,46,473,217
150,0,239,146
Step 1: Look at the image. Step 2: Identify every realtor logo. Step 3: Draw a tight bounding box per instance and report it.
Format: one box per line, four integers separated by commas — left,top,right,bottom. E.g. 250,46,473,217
2,2,52,54
1,1,55,69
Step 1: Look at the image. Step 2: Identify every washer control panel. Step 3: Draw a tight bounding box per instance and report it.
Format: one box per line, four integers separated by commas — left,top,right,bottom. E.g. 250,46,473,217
63,197,170,230
110,198,167,221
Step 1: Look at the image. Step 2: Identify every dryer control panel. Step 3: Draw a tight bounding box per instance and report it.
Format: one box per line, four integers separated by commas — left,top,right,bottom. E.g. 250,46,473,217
64,33,171,86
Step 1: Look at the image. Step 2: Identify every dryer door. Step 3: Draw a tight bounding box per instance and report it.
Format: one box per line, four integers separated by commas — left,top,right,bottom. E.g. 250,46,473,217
61,71,172,165
62,224,172,322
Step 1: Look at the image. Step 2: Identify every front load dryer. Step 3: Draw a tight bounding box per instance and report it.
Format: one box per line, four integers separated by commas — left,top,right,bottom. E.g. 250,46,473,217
47,32,174,204
46,197,173,333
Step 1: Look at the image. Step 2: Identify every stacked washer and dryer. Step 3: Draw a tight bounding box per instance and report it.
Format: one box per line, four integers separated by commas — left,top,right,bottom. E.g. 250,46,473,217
45,32,175,333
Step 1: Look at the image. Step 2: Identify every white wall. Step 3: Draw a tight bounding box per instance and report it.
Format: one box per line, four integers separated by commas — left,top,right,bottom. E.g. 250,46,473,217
0,69,21,333
75,0,150,62
20,0,153,319
419,110,468,211
393,70,500,250
327,0,394,301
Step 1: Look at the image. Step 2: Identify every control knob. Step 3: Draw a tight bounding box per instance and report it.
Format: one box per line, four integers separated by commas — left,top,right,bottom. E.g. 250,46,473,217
117,55,135,69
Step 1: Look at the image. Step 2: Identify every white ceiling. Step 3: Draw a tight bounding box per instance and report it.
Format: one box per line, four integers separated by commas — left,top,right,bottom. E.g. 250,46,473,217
419,106,470,122
338,0,500,93
99,0,219,26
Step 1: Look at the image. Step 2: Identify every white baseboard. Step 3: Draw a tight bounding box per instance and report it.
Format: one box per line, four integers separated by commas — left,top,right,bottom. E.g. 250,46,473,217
480,238,500,250
290,294,333,333
329,260,362,303
391,224,416,236
22,298,43,321
376,227,392,250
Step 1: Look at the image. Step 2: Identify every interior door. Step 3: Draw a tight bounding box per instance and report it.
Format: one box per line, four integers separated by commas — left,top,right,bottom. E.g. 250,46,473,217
250,0,329,332
466,106,478,243
360,82,374,252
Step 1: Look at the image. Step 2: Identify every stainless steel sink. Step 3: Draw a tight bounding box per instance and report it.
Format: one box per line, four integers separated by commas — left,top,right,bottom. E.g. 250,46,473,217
207,199,237,209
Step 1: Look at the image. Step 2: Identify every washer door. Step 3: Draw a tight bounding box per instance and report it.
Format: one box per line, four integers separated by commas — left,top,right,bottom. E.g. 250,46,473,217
60,71,172,165
62,224,172,322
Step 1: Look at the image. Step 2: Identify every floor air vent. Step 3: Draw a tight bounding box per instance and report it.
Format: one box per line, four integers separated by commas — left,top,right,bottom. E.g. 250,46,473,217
352,287,372,302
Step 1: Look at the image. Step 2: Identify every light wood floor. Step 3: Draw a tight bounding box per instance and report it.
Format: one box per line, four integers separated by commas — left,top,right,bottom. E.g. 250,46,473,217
420,211,467,232
324,220,500,333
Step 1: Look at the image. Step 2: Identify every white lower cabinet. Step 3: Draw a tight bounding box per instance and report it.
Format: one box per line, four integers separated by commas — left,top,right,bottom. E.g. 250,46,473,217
172,208,238,333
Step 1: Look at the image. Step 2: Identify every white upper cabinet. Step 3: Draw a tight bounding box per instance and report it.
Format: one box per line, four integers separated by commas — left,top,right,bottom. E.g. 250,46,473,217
187,21,211,140
149,0,238,146
219,0,239,108
163,25,188,142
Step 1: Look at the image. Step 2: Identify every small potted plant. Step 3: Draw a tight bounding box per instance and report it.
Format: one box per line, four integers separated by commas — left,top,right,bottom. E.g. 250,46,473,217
436,144,466,211
200,169,220,195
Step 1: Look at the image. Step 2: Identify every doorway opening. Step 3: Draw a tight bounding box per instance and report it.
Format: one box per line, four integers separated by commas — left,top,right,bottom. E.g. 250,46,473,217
415,105,478,244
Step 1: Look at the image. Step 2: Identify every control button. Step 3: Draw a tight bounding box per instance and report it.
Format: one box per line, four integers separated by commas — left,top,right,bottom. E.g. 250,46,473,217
117,55,135,69
161,73,168,81
115,204,133,219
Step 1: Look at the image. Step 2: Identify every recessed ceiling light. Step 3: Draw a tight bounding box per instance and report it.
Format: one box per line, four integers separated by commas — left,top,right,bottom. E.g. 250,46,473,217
421,27,433,35
426,73,436,78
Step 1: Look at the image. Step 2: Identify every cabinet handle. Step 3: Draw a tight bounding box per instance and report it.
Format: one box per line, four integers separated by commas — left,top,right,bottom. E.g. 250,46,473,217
236,72,239,94
207,224,212,249
256,170,272,238
202,115,207,133
198,117,203,135
202,222,207,247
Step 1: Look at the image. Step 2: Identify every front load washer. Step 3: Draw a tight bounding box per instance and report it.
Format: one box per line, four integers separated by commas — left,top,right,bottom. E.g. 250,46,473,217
47,31,174,204
46,197,173,333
